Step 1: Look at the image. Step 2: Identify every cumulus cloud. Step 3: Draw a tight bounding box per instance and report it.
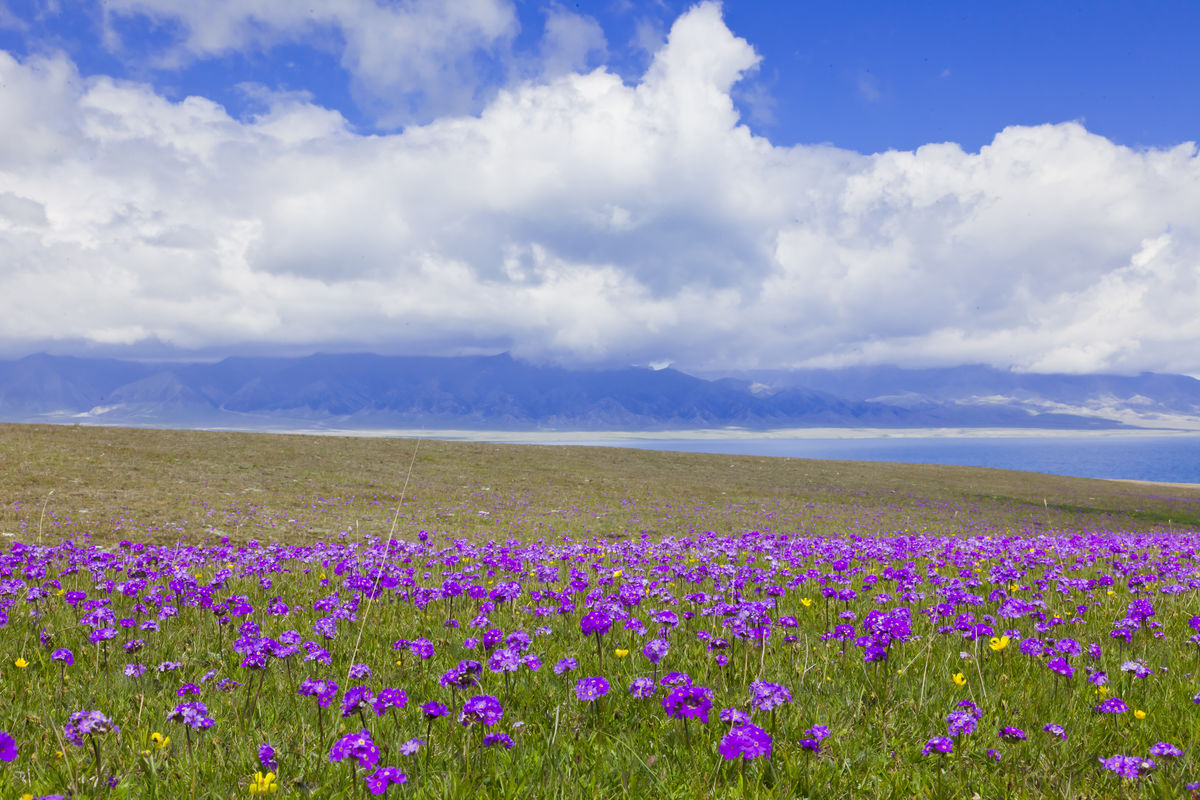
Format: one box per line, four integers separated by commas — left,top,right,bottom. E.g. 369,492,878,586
2,2,1199,375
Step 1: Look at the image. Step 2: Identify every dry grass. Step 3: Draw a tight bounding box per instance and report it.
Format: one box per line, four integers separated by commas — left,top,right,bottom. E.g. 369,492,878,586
1,422,1198,546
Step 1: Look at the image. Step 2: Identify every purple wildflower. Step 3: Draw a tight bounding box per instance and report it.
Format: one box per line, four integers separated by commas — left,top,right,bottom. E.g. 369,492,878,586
575,676,610,702
1042,723,1066,739
330,729,380,769
718,723,773,760
0,731,16,762
373,688,408,717
459,695,504,727
166,702,214,729
629,677,656,698
998,727,1026,743
64,710,118,747
1099,754,1154,779
662,685,714,723
364,766,407,795
483,732,514,749
258,742,277,771
1094,697,1129,715
748,681,791,712
1149,742,1183,758
923,736,953,756
421,701,448,720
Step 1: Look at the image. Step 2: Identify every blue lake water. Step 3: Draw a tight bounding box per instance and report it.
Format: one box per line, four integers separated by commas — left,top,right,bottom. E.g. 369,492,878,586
516,434,1200,484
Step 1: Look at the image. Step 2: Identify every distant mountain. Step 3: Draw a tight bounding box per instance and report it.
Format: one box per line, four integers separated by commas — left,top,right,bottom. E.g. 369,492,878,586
0,353,1196,431
716,365,1200,430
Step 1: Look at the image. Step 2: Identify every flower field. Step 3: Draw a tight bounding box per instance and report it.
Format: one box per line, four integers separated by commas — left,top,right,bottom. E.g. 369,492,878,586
4,525,1200,798
2,426,1200,798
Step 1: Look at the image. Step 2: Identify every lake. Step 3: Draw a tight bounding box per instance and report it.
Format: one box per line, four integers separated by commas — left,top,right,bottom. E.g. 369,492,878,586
499,433,1200,484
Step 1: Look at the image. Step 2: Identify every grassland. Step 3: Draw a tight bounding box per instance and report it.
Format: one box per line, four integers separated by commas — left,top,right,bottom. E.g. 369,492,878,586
4,423,1200,799
2,423,1199,548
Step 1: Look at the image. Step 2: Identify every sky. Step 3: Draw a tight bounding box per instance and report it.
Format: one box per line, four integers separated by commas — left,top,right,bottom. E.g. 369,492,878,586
1,1,1199,376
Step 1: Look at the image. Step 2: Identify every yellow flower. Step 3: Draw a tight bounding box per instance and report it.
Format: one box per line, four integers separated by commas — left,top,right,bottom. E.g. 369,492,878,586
952,672,966,686
612,570,622,579
21,794,34,800
1134,709,1146,720
614,648,629,658
56,588,65,596
249,771,278,795
1095,685,1109,696
151,732,170,750
800,598,812,608
14,657,28,669
989,636,1010,652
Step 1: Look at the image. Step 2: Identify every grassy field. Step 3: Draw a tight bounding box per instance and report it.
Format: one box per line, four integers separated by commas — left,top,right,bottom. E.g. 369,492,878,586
2,423,1199,548
3,423,1200,799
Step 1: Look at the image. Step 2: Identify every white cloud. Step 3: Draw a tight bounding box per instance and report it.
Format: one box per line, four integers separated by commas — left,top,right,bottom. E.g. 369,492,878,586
101,0,519,125
2,2,1200,375
539,5,607,80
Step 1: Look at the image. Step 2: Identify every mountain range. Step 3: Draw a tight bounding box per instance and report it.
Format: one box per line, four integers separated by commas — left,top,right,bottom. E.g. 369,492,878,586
1,353,1198,431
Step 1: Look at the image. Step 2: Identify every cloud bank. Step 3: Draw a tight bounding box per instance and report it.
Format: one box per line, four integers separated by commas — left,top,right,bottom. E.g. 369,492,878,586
1,2,1199,374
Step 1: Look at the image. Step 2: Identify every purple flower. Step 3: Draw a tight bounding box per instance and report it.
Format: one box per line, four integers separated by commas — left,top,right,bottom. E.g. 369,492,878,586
660,671,691,688
718,723,772,760
720,708,751,726
364,766,407,795
1047,657,1073,679
1094,697,1129,714
642,638,670,665
124,664,146,678
946,711,976,737
1149,742,1183,758
373,688,408,717
575,676,610,702
399,738,424,756
459,695,504,727
299,678,340,708
1098,754,1154,779
662,685,714,723
923,736,953,756
259,742,277,771
580,610,612,637
330,729,380,769
553,658,578,675
483,732,514,749
805,725,830,742
342,686,375,718
748,681,791,712
348,663,372,681
987,748,1001,762
177,683,201,697
488,647,520,673
51,648,73,666
1042,723,1066,739
0,730,16,762
167,702,214,729
64,710,118,747
998,727,1026,743
421,701,448,720
628,677,656,698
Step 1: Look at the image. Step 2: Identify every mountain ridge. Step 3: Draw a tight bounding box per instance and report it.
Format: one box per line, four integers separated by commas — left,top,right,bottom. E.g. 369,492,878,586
2,353,1198,431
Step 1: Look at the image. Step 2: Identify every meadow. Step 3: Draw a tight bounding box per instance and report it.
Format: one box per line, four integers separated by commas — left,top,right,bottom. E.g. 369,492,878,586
2,423,1200,798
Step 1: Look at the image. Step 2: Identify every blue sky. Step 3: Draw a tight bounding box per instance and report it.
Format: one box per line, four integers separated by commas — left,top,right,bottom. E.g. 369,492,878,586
1,1,1199,374
6,1,1199,152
